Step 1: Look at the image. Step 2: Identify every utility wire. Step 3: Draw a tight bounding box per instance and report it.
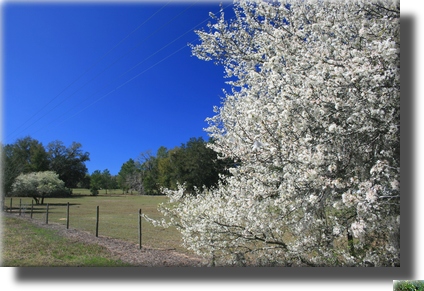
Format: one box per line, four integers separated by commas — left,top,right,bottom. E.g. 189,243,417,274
5,1,200,143
64,42,191,126
5,1,172,141
35,3,233,133
9,2,233,144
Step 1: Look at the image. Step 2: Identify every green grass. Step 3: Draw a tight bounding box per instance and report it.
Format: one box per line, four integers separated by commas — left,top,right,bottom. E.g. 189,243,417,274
1,216,131,266
394,281,424,291
4,191,187,253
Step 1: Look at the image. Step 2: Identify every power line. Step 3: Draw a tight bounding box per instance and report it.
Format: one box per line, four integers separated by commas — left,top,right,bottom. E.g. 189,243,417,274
62,43,191,127
5,1,172,141
7,9,182,141
7,2,233,144
37,3,233,132
6,1,203,143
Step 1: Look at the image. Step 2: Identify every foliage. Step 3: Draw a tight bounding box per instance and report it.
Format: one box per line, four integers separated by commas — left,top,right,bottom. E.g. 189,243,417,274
11,171,70,204
394,281,424,291
77,173,92,189
116,137,232,195
47,140,90,188
148,0,400,267
138,151,161,195
117,158,143,194
2,137,90,195
167,137,232,193
90,170,103,195
2,136,49,194
157,147,180,190
88,169,117,195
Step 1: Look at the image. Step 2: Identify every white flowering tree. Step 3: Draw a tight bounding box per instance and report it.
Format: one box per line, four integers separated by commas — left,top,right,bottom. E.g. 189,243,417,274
11,171,69,205
145,0,400,266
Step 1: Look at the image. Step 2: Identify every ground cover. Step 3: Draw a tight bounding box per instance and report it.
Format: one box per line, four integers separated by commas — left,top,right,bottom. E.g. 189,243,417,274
1,216,130,266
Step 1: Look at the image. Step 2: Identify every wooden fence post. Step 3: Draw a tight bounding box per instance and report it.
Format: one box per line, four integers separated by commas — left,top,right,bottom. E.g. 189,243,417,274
139,209,142,249
19,199,22,216
9,198,12,213
30,200,34,219
45,204,49,224
96,206,99,237
66,202,70,229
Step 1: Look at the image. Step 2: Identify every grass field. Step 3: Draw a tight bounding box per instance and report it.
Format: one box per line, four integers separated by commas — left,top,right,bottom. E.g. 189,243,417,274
3,190,187,253
2,216,131,266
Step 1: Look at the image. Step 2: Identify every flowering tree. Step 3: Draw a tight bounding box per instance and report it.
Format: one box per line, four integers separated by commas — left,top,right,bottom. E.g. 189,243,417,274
11,171,69,204
145,0,400,266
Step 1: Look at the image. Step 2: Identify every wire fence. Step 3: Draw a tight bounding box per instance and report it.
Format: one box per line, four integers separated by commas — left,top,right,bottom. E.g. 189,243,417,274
2,197,144,249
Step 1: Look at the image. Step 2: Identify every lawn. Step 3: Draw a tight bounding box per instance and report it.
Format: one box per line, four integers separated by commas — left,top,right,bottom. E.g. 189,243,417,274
3,191,187,253
1,216,131,266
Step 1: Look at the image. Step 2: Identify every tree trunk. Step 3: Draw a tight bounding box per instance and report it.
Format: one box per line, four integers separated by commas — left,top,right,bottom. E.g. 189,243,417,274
33,197,39,205
347,231,355,257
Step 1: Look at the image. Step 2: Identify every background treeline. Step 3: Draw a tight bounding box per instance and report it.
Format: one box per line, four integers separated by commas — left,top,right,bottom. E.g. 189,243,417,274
114,137,233,195
2,136,233,197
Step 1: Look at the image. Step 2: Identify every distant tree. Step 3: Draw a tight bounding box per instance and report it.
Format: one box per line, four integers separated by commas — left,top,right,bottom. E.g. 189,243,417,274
130,139,233,195
156,146,168,160
138,151,160,195
2,144,20,196
101,169,112,194
90,170,103,196
109,175,119,190
77,173,91,189
117,159,142,194
13,136,49,173
47,141,90,188
170,137,232,192
11,171,70,204
2,137,49,195
157,147,181,190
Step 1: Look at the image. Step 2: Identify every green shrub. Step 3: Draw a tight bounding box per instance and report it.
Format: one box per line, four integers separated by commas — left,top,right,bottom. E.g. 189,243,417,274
394,281,424,291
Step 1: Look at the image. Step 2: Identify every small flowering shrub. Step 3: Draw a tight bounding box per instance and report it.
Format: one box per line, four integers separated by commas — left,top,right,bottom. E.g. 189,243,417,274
11,171,70,204
145,0,400,266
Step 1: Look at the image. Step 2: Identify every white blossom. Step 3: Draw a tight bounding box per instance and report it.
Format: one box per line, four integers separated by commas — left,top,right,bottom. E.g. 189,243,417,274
145,0,400,267
351,219,366,239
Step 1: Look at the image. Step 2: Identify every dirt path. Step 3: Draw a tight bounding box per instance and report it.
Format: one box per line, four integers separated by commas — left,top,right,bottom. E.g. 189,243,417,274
3,212,208,267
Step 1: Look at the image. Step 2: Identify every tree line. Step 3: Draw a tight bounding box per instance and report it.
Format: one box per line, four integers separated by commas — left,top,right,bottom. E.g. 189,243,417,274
114,137,233,195
2,136,233,201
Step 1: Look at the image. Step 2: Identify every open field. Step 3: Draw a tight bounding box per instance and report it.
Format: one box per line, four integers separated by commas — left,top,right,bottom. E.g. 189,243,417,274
3,191,187,254
2,216,131,266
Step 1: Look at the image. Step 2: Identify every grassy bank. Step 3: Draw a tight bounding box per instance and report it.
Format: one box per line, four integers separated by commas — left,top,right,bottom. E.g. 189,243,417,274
1,216,130,266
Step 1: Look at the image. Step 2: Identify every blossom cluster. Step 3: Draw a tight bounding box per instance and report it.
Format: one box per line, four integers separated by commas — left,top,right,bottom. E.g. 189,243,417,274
146,0,400,266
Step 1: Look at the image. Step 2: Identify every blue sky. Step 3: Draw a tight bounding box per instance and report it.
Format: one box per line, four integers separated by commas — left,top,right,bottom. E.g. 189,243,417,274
2,0,234,175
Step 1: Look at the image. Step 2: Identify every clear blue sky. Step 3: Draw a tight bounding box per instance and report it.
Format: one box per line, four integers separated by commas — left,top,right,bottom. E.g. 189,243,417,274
2,0,234,175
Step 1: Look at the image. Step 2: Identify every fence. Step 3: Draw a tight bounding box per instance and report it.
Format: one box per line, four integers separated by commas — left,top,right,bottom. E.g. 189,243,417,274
3,198,144,249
